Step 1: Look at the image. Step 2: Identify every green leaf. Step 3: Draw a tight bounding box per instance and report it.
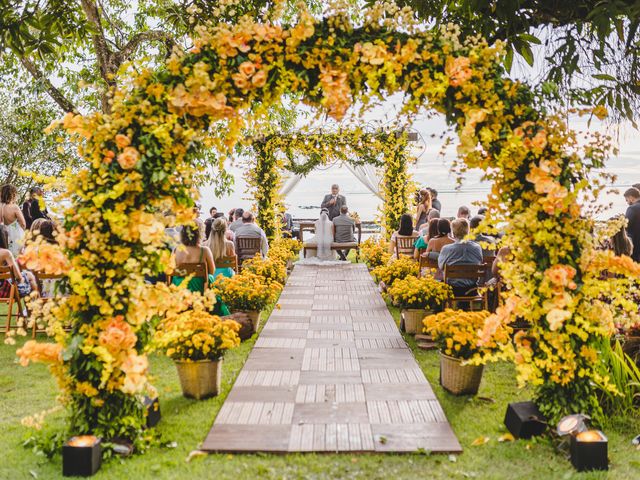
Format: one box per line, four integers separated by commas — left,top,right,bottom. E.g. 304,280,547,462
592,73,616,81
518,33,542,45
504,47,514,72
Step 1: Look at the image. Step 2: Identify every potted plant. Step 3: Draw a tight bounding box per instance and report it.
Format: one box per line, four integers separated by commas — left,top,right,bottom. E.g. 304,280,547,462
386,275,453,334
153,310,241,399
371,256,419,290
269,237,302,272
212,272,281,332
361,237,391,270
242,253,288,285
423,309,511,395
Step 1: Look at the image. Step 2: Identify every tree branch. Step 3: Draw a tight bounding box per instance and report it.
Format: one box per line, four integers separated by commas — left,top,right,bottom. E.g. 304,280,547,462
117,30,176,63
20,57,77,113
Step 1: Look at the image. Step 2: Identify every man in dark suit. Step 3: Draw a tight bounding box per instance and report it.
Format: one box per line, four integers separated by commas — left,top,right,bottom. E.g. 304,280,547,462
29,186,49,224
321,184,346,220
624,187,640,262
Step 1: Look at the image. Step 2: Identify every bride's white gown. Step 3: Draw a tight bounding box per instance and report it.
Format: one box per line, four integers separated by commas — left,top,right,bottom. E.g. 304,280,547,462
297,213,341,265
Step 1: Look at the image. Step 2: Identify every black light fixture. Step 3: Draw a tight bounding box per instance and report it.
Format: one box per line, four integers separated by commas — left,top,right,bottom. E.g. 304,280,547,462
570,430,608,471
62,435,102,477
143,395,161,428
504,401,547,439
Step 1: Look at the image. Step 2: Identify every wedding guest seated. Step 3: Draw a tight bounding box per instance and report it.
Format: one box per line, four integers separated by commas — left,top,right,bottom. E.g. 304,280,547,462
234,211,269,260
418,209,440,235
228,208,236,223
414,218,439,259
332,205,356,261
607,220,633,257
469,215,496,255
172,219,229,316
280,212,294,238
389,214,419,258
0,225,36,298
425,218,454,259
206,218,236,279
438,218,483,296
457,205,471,219
29,218,46,236
228,208,244,232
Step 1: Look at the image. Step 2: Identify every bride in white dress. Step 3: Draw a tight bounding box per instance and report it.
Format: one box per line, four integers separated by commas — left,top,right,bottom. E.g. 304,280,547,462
297,210,342,265
0,184,26,257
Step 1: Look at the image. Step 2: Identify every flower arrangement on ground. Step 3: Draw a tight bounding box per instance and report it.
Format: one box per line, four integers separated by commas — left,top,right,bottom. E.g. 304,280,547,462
152,310,240,362
386,275,453,310
360,237,391,269
241,253,287,285
423,309,512,361
212,272,281,312
424,309,513,395
371,256,419,287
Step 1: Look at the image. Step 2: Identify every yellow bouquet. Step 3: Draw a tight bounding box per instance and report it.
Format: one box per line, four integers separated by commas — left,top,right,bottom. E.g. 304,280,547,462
361,237,391,268
386,275,452,310
371,256,419,286
423,309,512,361
241,254,287,285
212,272,281,311
153,310,240,361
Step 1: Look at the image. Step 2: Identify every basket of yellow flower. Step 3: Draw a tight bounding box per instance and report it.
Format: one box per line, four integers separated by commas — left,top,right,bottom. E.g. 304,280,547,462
423,309,511,395
360,237,391,270
212,272,282,333
371,256,419,290
269,237,303,273
153,310,241,399
386,275,453,334
242,254,287,285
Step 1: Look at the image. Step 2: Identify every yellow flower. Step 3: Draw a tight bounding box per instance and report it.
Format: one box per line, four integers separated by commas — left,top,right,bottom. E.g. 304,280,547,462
115,134,131,149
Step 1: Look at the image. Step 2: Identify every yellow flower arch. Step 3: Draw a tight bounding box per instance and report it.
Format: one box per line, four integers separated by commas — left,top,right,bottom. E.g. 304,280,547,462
22,4,639,440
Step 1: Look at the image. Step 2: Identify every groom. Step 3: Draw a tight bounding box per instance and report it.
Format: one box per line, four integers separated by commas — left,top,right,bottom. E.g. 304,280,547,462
332,205,356,261
321,184,346,220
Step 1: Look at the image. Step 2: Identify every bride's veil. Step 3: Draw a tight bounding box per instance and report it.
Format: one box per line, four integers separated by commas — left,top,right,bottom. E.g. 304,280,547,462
315,211,333,259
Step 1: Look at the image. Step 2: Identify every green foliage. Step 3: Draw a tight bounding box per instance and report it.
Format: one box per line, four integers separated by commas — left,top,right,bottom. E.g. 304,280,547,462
597,339,640,418
0,84,75,196
397,0,640,123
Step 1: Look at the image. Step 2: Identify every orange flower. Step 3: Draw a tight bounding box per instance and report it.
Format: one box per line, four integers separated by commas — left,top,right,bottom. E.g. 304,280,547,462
120,351,148,394
545,265,577,289
115,134,131,149
531,130,547,150
238,61,256,77
445,56,473,87
252,70,267,88
16,340,62,366
99,316,137,354
117,146,140,170
232,73,250,89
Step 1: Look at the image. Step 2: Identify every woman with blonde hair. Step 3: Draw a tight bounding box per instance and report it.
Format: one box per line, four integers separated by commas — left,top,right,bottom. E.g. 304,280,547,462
206,217,236,279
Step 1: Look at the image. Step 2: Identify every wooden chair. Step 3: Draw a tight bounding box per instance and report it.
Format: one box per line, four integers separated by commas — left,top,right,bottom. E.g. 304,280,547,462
443,263,489,311
33,271,67,337
236,237,262,268
215,255,238,274
168,262,210,290
0,265,27,336
418,255,438,278
395,235,417,258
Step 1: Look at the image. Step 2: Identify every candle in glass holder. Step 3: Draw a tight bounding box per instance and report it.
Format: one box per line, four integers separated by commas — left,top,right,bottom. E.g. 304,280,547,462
63,435,102,477
570,430,608,471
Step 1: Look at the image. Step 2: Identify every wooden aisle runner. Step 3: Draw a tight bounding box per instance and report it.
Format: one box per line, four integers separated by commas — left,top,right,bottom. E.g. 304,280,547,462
202,264,462,453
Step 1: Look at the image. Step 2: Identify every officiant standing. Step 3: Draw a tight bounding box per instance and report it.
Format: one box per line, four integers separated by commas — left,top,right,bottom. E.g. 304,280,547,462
321,184,346,220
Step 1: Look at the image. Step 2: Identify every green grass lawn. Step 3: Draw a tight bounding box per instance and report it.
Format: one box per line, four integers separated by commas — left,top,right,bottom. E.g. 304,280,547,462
2,304,640,479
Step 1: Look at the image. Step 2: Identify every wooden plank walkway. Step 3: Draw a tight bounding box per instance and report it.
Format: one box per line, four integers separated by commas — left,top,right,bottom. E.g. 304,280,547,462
202,264,462,453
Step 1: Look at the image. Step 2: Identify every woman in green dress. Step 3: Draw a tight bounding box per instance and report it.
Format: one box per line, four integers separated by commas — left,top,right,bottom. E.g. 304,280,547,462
172,219,230,316
206,217,236,280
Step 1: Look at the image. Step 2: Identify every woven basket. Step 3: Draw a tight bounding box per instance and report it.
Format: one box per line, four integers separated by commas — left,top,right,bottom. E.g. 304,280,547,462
439,352,484,395
175,359,221,400
401,309,433,334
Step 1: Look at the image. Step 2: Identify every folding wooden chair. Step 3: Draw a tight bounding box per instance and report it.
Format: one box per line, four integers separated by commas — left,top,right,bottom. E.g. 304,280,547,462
418,255,439,278
215,255,239,274
443,263,489,311
395,236,417,258
33,271,67,337
236,237,262,269
168,263,210,290
0,265,27,336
